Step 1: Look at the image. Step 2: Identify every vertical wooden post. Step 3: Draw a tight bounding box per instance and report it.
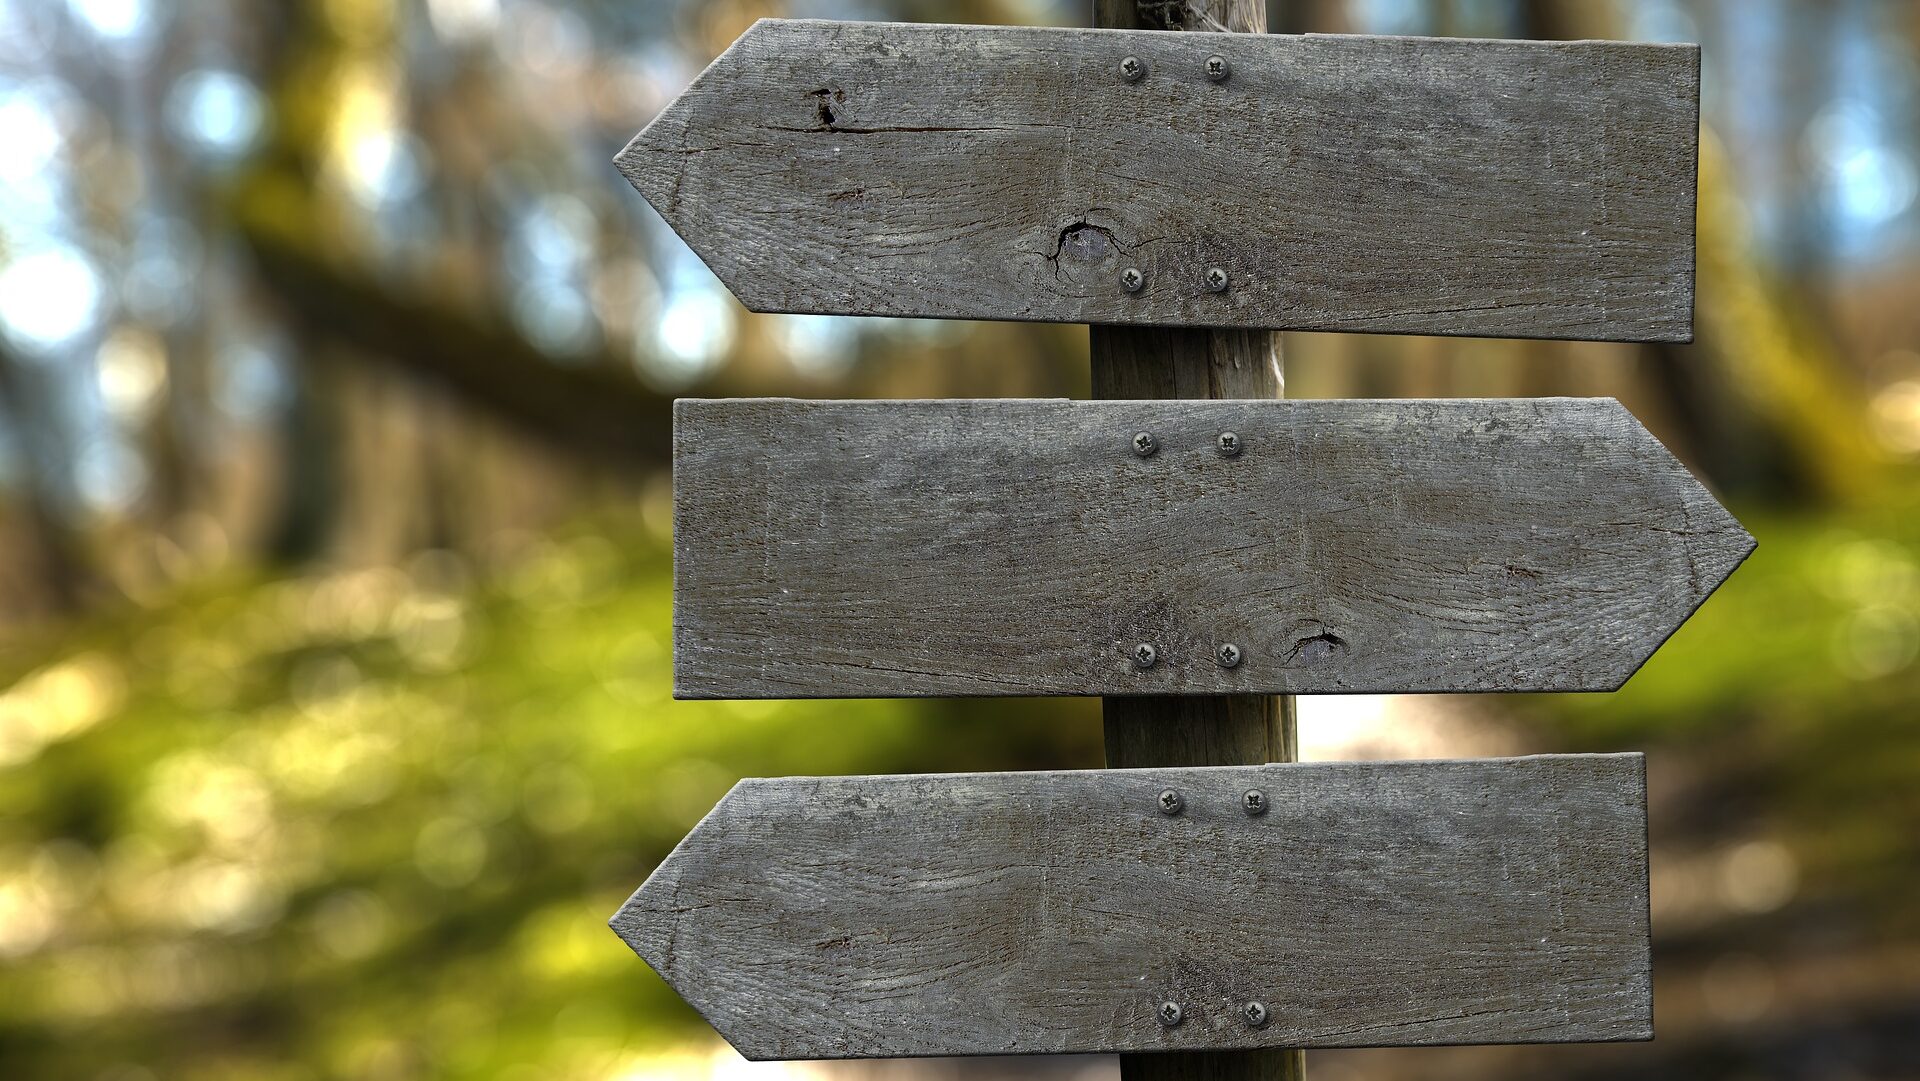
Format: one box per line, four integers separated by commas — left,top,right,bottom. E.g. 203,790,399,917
1090,5,1303,1080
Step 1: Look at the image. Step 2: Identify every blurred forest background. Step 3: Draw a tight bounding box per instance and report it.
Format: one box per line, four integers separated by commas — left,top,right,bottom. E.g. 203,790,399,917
1,0,1917,1079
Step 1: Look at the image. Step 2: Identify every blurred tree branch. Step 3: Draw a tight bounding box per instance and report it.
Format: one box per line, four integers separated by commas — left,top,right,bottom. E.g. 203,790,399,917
1526,0,1888,504
0,345,94,612
233,174,683,470
1689,132,1890,503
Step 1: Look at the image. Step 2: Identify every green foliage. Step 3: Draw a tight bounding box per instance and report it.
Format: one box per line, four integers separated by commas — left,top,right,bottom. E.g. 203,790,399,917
0,514,1096,1080
1529,487,1920,743
3,488,1917,1079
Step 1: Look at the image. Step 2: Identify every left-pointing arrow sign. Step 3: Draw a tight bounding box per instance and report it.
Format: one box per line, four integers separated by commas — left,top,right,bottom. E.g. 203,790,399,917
612,754,1652,1059
618,20,1699,341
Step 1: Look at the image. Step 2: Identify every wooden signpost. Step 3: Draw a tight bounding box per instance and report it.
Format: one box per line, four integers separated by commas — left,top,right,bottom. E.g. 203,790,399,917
611,8,1734,1079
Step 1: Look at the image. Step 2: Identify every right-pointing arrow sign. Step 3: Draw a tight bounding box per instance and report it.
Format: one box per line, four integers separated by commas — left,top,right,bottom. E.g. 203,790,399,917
672,397,1752,698
613,754,1652,1060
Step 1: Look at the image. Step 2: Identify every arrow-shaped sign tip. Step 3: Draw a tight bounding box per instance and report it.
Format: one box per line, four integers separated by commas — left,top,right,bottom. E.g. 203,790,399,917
612,21,786,314
1598,399,1755,691
608,761,1654,1059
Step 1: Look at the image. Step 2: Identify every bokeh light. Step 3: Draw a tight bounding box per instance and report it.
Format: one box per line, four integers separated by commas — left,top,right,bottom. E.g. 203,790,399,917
0,246,106,354
167,69,267,161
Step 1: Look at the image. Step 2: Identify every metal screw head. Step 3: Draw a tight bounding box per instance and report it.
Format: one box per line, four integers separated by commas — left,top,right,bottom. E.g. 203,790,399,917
1158,1001,1185,1027
1205,54,1230,81
1206,266,1230,293
1157,788,1184,815
1120,55,1145,82
1216,430,1242,457
1131,431,1158,458
1120,266,1144,293
1242,789,1267,816
1216,641,1243,669
1133,642,1159,669
1243,1001,1270,1028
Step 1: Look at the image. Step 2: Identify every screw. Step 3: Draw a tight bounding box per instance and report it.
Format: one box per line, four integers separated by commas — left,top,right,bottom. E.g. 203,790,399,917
1243,1001,1269,1028
1216,641,1243,669
1120,266,1144,293
1158,1001,1185,1027
1242,789,1267,816
1120,55,1145,82
1133,642,1159,669
1131,431,1158,457
1216,430,1242,457
1206,266,1230,293
1157,788,1184,815
1205,54,1230,82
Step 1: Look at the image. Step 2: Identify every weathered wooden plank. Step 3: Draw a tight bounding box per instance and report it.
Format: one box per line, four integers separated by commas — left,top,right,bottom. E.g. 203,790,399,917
1087,7,1301,1078
672,397,1751,698
611,754,1653,1059
618,20,1699,341
1093,3,1303,1076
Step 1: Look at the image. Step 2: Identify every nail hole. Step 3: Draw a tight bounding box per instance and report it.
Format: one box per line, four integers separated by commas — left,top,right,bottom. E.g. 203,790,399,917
1291,632,1348,664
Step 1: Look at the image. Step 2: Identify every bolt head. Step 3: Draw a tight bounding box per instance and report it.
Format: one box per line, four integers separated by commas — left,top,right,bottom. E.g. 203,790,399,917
1205,54,1230,81
1242,789,1267,816
1131,431,1158,457
1120,266,1144,293
1243,1001,1269,1027
1206,266,1230,293
1216,642,1243,668
1216,430,1242,457
1158,1001,1185,1027
1157,788,1184,815
1120,55,1144,82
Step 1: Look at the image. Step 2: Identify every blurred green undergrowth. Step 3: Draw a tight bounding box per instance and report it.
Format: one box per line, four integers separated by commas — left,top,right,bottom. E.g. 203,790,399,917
1,484,1916,1079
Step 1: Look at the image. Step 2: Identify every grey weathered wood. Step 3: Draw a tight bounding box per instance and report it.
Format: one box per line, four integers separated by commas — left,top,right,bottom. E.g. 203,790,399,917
1090,2,1301,1077
1092,267,1303,1081
672,397,1751,698
611,754,1653,1059
617,19,1699,342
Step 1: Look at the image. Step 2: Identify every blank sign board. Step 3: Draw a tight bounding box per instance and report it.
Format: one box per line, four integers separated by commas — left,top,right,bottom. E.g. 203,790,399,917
671,398,1751,699
620,20,1699,340
614,755,1653,1059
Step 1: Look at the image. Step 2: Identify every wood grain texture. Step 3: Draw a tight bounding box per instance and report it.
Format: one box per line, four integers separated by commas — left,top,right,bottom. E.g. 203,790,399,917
610,754,1653,1059
1090,1,1302,1076
1090,327,1293,776
1104,694,1290,769
617,20,1699,342
672,397,1751,698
